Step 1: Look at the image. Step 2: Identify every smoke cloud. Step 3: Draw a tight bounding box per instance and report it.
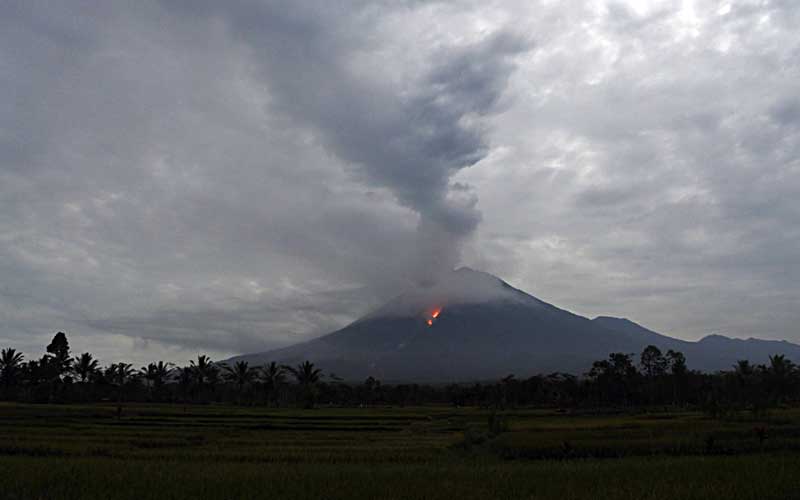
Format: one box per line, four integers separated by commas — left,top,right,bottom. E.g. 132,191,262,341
170,2,528,283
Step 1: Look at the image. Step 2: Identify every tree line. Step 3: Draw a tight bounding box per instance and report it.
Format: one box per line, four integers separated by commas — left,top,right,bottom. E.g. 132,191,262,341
1,332,798,413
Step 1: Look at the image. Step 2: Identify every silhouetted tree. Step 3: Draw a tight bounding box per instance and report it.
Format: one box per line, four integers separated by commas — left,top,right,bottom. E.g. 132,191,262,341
2,331,798,409
175,366,194,403
360,376,382,406
260,362,285,407
0,348,24,397
666,349,687,405
732,359,756,404
499,374,517,409
285,361,322,408
766,354,796,405
141,361,173,401
640,345,667,404
105,362,136,403
46,332,72,377
641,345,667,378
223,361,256,404
206,364,221,401
588,353,639,406
190,355,215,401
73,353,99,383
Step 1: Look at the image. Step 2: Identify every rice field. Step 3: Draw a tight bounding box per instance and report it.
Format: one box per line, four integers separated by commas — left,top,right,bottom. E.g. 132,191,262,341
1,403,799,499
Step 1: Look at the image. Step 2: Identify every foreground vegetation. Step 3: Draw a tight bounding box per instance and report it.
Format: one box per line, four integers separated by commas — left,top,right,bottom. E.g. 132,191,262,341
3,332,800,498
2,332,799,414
1,403,800,499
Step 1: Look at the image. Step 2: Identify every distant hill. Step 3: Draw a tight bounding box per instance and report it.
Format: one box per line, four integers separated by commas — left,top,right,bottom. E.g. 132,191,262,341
228,268,800,381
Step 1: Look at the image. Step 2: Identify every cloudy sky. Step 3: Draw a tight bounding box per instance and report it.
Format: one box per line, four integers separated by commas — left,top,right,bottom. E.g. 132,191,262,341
2,1,799,365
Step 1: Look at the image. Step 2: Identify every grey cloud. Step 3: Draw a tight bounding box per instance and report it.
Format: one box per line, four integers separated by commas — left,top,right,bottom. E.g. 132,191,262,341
88,286,373,355
169,1,528,274
463,0,800,343
770,99,800,127
1,1,800,365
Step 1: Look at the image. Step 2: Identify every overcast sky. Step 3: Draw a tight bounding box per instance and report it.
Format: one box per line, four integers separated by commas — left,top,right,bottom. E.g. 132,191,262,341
2,1,799,365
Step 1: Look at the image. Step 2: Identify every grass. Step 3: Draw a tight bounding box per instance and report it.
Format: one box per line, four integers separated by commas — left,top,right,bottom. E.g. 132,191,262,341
1,403,799,499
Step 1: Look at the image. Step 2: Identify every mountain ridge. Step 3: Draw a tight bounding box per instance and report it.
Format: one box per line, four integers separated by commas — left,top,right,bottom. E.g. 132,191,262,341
228,268,800,381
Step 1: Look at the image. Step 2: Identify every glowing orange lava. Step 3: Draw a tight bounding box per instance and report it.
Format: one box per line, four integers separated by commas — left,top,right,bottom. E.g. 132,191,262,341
426,307,442,327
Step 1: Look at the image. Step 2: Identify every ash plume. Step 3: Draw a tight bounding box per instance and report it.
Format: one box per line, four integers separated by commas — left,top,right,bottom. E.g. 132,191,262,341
170,1,529,284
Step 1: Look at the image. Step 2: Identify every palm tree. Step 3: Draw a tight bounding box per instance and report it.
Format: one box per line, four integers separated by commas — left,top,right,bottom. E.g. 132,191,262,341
260,362,285,407
190,355,213,384
223,361,256,405
106,362,135,385
0,348,25,394
105,362,136,403
190,355,214,401
175,366,194,403
285,361,322,408
72,353,99,383
766,354,796,404
733,359,754,377
141,361,174,401
206,364,221,401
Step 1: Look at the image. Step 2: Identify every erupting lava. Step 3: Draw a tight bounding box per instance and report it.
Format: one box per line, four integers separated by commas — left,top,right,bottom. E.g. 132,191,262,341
426,307,442,327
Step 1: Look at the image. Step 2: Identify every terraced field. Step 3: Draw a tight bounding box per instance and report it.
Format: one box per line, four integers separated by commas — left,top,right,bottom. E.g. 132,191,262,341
1,403,799,499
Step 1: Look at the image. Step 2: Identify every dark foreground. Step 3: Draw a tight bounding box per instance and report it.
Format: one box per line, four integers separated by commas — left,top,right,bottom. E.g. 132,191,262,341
1,403,799,500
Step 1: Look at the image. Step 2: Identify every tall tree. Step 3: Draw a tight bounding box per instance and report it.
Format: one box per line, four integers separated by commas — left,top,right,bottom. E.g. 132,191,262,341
640,345,667,378
0,348,25,395
766,354,796,404
46,332,72,377
285,361,322,408
640,345,667,404
260,362,285,407
190,355,218,401
175,366,194,403
666,350,687,376
588,353,639,406
223,361,256,405
72,353,99,383
141,361,174,401
105,363,136,402
666,350,687,405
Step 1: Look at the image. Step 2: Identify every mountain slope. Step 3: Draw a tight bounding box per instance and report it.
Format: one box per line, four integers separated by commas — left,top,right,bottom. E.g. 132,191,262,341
229,268,800,381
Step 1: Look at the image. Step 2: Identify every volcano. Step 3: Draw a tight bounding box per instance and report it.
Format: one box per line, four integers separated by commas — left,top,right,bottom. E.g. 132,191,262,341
229,268,800,381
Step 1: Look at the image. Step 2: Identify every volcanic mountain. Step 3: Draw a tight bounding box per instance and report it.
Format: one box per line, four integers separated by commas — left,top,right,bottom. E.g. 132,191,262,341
229,268,800,381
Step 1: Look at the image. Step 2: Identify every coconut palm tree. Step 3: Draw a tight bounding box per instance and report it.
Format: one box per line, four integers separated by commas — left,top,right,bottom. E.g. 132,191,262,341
766,354,796,404
105,362,136,403
192,356,222,402
222,361,256,405
190,355,213,384
260,362,285,407
106,362,135,385
0,348,25,395
285,361,323,408
141,361,174,401
72,353,99,383
175,366,194,403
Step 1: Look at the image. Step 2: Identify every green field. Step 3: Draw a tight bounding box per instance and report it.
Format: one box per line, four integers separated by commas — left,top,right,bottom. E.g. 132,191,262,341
1,403,799,499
